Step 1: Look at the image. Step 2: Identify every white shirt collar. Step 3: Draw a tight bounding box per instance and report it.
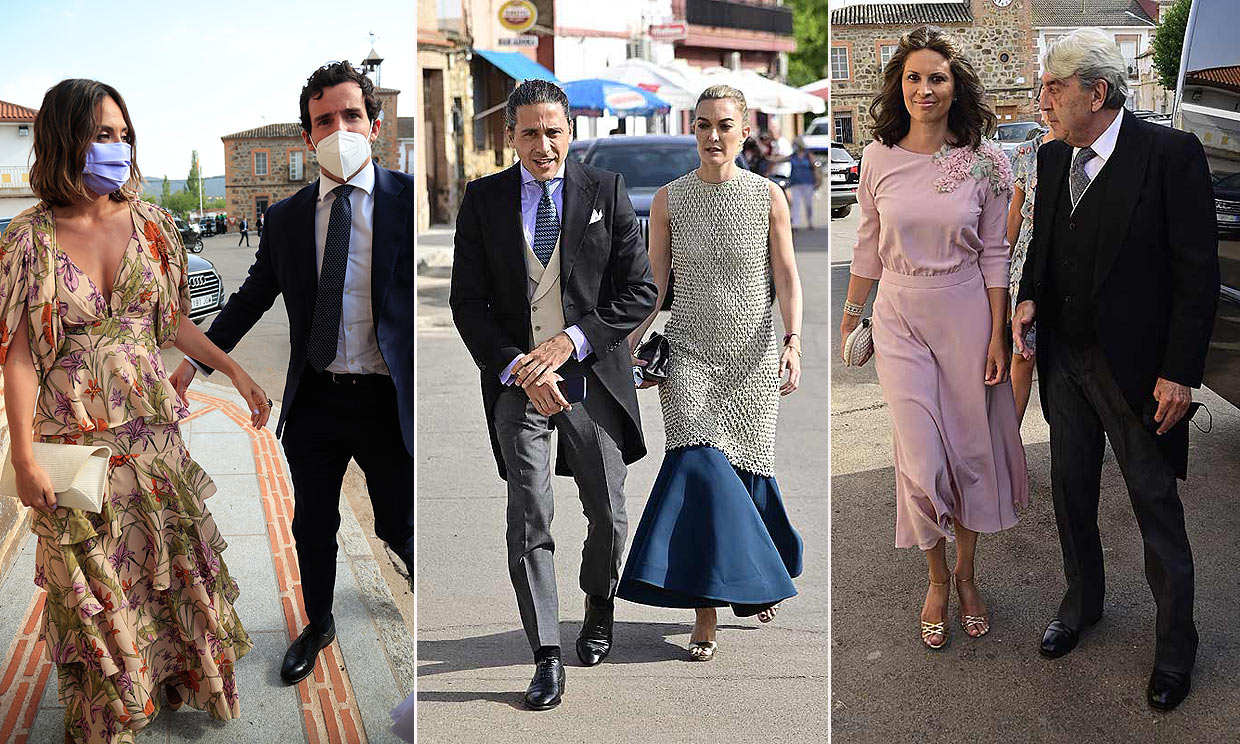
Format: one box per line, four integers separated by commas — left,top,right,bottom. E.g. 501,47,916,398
519,161,566,186
317,159,376,201
1076,109,1123,163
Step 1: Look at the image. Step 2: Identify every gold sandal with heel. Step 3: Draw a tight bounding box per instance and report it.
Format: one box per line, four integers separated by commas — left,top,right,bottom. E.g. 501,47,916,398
920,577,951,650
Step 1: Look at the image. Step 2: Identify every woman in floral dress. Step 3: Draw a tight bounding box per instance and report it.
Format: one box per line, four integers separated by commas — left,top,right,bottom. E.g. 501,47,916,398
1,79,270,744
1005,119,1057,424
838,28,1027,650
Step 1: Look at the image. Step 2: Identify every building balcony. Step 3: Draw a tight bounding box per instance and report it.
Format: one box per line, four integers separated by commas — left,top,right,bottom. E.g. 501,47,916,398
685,0,794,36
0,166,31,191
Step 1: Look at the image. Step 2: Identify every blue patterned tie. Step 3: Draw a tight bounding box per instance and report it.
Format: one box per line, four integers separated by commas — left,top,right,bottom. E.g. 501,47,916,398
532,179,559,266
307,184,354,372
1069,146,1096,209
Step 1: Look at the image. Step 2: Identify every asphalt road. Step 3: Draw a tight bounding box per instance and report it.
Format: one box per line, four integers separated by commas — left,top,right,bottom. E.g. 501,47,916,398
829,218,1240,742
415,191,831,742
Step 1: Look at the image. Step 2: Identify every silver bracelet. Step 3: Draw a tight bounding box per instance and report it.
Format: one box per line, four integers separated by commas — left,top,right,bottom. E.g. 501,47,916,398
843,300,865,317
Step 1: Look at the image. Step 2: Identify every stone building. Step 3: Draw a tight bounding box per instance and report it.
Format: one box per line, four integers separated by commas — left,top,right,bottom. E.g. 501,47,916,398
830,0,1038,155
220,87,400,223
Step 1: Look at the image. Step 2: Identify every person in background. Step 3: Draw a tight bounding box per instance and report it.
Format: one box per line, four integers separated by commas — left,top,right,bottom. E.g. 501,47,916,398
784,137,821,229
236,215,249,247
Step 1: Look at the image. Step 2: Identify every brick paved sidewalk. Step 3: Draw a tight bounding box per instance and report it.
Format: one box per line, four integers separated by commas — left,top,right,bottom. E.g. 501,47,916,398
0,380,412,743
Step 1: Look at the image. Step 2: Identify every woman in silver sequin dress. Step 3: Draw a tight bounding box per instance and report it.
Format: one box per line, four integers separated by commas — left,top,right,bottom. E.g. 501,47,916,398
616,85,805,661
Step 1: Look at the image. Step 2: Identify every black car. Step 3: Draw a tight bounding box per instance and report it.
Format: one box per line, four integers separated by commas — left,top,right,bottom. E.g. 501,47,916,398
830,143,859,219
186,254,225,324
172,216,204,252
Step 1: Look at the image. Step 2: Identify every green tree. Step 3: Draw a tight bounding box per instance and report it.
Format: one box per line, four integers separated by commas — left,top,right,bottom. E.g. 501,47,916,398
185,150,201,202
788,0,830,88
1152,0,1192,90
161,189,197,219
159,175,171,205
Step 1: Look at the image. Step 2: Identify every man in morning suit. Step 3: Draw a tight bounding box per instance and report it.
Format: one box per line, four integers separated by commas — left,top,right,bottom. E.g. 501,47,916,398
1013,29,1219,711
450,79,657,710
170,61,415,685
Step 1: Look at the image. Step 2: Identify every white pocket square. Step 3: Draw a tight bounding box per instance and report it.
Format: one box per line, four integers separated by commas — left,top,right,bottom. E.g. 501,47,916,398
589,209,604,225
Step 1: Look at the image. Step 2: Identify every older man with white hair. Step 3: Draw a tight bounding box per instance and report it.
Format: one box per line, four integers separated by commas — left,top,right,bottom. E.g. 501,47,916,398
1012,28,1218,711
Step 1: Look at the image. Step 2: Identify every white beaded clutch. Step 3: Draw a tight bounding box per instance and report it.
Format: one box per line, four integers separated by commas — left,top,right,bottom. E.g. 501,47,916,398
0,442,112,512
842,318,874,367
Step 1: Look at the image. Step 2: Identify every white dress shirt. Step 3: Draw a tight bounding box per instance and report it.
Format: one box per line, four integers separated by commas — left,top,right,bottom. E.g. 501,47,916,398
1072,109,1123,201
315,160,389,375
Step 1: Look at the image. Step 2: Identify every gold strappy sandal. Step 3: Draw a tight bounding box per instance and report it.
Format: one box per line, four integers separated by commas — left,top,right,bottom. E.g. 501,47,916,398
955,576,990,638
921,577,950,650
688,640,718,661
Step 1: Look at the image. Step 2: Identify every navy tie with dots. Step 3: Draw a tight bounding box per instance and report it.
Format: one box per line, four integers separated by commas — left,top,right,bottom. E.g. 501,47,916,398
307,184,354,372
532,179,559,266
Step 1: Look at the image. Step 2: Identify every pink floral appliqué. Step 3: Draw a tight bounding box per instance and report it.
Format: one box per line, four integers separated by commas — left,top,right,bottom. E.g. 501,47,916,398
932,142,1014,197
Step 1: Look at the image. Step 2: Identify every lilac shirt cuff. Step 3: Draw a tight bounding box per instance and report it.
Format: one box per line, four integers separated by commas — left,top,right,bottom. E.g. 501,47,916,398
499,326,590,385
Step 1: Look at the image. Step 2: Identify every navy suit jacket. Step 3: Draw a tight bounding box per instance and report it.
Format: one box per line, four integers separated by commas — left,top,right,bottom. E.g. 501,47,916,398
196,166,415,457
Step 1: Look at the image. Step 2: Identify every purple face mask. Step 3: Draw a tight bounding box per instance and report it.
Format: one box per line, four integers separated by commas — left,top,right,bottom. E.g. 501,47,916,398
82,141,132,196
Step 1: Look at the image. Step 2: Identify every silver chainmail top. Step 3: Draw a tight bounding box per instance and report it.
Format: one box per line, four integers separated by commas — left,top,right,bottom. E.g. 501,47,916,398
660,168,779,476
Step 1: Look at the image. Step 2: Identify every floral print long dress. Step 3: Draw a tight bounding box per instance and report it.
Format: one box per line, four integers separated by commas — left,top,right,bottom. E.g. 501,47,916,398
0,200,250,744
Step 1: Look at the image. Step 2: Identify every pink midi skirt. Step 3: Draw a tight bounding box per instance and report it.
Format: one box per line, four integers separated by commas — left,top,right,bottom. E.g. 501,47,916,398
872,266,1029,549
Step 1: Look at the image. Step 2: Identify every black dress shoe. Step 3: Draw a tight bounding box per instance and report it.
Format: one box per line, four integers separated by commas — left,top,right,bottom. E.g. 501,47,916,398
576,596,614,666
1148,668,1191,711
524,656,565,710
1039,619,1081,659
281,619,336,685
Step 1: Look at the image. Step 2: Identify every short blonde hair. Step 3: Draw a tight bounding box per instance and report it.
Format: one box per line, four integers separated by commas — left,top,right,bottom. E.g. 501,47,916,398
1044,28,1129,110
695,85,748,120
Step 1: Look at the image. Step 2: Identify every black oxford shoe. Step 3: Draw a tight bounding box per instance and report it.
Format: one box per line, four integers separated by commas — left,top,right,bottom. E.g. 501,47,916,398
281,619,336,685
576,596,614,667
1148,669,1191,711
524,656,565,711
1039,619,1082,659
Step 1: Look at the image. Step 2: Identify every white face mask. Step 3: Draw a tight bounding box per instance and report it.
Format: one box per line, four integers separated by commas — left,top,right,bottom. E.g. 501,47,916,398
313,129,372,181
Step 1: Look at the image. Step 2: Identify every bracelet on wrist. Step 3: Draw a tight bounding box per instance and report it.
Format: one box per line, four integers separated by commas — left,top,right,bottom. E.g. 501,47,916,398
843,300,865,317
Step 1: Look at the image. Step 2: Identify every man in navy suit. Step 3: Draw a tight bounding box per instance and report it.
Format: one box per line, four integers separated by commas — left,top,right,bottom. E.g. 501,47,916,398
171,61,414,685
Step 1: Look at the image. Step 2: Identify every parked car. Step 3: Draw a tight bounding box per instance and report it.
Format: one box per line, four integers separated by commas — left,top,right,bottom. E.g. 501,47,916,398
172,216,204,253
1133,109,1173,127
802,116,833,169
197,218,216,237
186,254,225,324
1175,0,1240,406
996,121,1043,156
568,135,701,247
830,143,859,219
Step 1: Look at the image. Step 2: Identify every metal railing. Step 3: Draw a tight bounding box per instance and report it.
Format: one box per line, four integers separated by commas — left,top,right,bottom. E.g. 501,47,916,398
0,166,31,190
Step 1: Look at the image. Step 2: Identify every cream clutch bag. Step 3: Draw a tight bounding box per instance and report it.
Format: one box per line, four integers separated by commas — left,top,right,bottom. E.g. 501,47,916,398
842,318,874,367
0,442,112,512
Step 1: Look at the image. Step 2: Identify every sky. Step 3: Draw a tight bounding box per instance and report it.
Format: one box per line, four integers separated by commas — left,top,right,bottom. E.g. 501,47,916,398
2,0,416,179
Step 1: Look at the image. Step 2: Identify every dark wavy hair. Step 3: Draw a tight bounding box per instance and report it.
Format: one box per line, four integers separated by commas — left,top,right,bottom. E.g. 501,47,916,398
869,26,996,150
30,79,142,207
299,61,382,133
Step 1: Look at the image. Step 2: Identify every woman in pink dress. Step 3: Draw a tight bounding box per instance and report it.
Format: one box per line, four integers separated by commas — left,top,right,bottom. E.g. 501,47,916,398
838,27,1028,649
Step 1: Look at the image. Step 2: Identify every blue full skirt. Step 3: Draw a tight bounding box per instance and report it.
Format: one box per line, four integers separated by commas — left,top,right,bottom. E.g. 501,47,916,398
617,446,803,614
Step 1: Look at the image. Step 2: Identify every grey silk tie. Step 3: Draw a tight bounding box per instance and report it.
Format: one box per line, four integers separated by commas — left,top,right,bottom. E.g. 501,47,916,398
532,180,559,266
1069,146,1096,210
307,184,354,372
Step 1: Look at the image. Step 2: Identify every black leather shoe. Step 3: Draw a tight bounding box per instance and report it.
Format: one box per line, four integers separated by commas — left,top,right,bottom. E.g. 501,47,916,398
524,656,565,710
1147,668,1191,711
280,619,336,685
1039,619,1082,659
576,596,614,666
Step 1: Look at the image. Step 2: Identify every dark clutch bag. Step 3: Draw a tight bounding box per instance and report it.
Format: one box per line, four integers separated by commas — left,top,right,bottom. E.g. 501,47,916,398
635,332,671,382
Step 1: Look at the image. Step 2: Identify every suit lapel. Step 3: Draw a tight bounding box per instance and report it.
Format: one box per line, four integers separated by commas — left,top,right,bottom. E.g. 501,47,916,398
558,159,599,286
1032,139,1069,287
371,167,409,319
496,164,528,299
289,182,319,319
1092,110,1150,294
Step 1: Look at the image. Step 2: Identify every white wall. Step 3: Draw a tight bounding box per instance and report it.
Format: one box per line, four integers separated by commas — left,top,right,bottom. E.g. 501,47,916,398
0,196,39,219
0,124,34,168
